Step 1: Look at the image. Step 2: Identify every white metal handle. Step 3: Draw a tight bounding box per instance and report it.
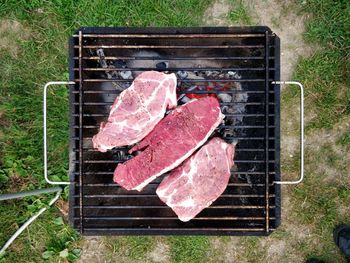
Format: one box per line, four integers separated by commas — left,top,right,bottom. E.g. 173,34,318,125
272,81,304,185
44,81,75,185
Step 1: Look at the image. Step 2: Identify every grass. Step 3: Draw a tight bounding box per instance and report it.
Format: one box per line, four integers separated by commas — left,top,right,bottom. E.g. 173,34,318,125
291,0,350,130
105,236,156,262
169,236,209,263
228,0,254,25
103,236,210,263
0,201,81,262
284,119,350,262
293,50,350,130
291,0,350,209
281,104,350,262
241,237,262,262
0,0,350,262
337,131,350,146
278,1,350,262
292,170,349,262
0,0,210,262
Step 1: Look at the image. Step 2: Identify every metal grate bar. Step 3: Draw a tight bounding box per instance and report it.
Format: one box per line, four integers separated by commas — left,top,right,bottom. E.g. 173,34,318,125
73,171,276,175
72,113,275,117
78,31,84,233
80,183,272,187
71,136,276,140
72,90,275,94
75,160,275,164
74,216,274,221
74,67,275,71
72,102,275,106
73,78,274,83
72,148,276,152
83,227,275,232
264,31,270,232
74,56,275,60
72,33,268,38
75,205,275,209
74,44,268,49
235,148,275,152
77,194,275,198
72,125,275,129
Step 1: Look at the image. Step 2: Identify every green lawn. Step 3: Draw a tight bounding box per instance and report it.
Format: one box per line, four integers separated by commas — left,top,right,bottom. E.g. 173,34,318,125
281,0,350,261
0,0,349,262
0,1,210,262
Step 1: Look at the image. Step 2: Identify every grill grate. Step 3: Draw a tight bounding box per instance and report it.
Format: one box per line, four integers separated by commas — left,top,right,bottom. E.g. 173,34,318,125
68,27,281,236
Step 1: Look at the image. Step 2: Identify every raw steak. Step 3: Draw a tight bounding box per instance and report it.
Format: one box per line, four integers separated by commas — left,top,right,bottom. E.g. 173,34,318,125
92,71,177,152
156,137,235,222
114,97,224,191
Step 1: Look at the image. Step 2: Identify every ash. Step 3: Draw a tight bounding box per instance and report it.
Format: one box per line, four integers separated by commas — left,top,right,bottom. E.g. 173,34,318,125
96,48,132,91
94,49,248,141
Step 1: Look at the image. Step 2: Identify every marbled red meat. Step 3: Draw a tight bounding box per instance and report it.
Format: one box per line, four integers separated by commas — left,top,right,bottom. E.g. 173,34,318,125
113,97,224,191
92,71,177,152
156,137,235,222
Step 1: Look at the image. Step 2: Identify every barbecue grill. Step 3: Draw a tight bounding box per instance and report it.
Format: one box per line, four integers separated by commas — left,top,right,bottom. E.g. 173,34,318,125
0,27,306,254
64,26,282,236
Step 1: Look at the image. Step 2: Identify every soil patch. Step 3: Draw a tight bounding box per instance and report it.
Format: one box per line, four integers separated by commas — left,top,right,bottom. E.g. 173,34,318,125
7,175,38,193
203,0,314,80
306,117,350,185
147,240,171,263
203,0,232,26
209,237,247,262
0,19,31,58
76,236,109,263
248,0,314,80
55,199,69,222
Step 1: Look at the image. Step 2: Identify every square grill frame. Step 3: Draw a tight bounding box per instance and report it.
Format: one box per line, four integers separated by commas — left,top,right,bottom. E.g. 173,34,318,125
68,27,281,236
